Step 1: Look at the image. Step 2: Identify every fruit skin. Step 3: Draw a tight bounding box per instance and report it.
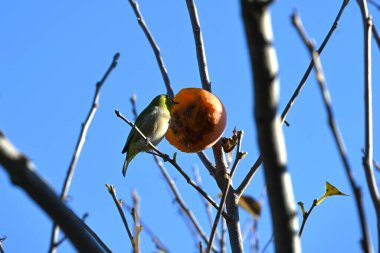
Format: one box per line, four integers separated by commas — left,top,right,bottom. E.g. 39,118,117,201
166,88,227,153
122,94,177,176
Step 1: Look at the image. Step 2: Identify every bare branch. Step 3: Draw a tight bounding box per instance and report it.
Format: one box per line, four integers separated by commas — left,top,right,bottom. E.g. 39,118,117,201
372,24,380,51
206,177,230,253
197,152,216,177
132,190,142,253
106,184,135,249
374,160,380,171
49,52,120,252
154,156,216,251
185,0,211,91
368,0,380,9
115,110,231,222
130,94,138,120
357,0,380,251
193,166,218,233
122,202,170,252
237,0,350,199
0,236,6,253
220,218,227,253
127,0,174,98
206,130,245,253
229,131,246,178
0,132,105,253
298,200,317,237
292,11,373,253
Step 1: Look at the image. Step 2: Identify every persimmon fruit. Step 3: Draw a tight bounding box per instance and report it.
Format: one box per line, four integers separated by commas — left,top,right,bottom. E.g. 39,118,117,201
166,88,227,153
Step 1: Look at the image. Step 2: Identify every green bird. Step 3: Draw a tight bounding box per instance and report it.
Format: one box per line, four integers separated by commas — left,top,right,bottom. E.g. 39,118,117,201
122,94,177,176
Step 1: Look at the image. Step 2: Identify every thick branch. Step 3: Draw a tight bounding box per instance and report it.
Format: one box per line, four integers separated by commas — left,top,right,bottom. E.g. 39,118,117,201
237,0,349,197
241,1,300,252
0,132,105,253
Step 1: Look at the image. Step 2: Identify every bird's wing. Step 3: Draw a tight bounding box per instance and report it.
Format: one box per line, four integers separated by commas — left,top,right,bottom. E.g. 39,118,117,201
121,106,157,154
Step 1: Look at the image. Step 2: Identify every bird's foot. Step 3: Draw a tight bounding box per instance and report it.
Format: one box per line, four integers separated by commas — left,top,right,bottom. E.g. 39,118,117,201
145,137,151,147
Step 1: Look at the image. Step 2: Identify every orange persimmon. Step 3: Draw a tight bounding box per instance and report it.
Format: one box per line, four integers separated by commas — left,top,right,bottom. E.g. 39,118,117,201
166,88,227,153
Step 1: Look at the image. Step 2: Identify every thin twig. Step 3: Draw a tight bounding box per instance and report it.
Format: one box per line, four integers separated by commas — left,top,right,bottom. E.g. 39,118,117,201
220,218,227,253
357,1,380,252
185,0,211,91
236,155,262,197
206,131,245,253
154,156,216,251
132,190,142,253
372,24,380,51
206,177,230,253
197,152,216,178
250,219,259,253
49,52,120,253
374,160,380,171
237,0,350,199
122,202,170,252
193,166,218,235
0,236,6,253
130,94,138,120
127,0,174,98
106,184,135,249
115,110,232,222
298,200,317,237
230,131,245,178
368,0,380,9
261,233,274,253
0,132,105,253
292,11,373,253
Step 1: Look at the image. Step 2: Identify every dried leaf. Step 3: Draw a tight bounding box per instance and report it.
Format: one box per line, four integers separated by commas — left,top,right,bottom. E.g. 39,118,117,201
239,195,261,218
221,127,238,153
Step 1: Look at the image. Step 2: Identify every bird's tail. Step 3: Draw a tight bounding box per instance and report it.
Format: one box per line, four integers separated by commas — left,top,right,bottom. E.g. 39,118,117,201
122,158,130,177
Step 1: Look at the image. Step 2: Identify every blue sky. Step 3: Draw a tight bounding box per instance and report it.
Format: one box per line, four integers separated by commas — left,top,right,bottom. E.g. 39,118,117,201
1,0,379,252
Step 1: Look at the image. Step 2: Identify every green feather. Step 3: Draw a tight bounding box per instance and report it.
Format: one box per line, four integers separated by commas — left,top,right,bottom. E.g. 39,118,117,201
121,94,177,177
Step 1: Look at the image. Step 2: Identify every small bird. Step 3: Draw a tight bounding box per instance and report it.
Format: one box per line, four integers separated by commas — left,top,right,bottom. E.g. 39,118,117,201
122,94,177,176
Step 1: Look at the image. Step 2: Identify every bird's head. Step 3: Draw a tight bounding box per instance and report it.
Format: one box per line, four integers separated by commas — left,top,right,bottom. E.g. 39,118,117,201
152,94,178,112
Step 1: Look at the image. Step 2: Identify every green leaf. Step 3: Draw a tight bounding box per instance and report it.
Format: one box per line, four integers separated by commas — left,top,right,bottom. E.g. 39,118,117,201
316,181,348,206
